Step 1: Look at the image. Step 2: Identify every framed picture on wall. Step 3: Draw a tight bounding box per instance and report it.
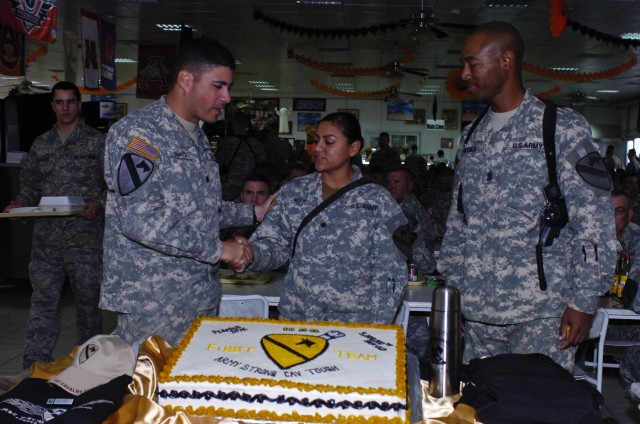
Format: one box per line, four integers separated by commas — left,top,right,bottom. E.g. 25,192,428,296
297,112,321,132
386,99,414,121
442,109,458,130
337,108,359,120
440,137,454,149
405,108,426,125
116,103,127,118
293,98,326,111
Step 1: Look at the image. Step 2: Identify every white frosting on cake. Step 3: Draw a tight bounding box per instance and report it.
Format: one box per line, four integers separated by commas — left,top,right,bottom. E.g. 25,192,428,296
158,317,408,423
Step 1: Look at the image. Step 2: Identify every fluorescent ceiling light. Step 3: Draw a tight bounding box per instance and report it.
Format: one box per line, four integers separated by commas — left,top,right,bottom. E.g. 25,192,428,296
483,1,531,8
249,80,278,91
334,83,355,92
418,85,439,95
550,67,578,72
157,24,196,32
296,0,342,4
620,33,640,40
115,58,136,63
596,90,619,93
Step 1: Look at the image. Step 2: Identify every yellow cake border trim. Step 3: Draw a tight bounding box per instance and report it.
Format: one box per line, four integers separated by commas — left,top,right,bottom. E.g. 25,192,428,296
159,316,407,399
165,404,408,423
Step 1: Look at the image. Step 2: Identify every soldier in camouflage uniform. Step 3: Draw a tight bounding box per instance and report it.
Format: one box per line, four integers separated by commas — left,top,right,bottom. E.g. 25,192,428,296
386,167,437,275
439,22,616,371
216,112,266,201
620,346,640,403
101,38,267,347
247,112,409,324
3,81,105,369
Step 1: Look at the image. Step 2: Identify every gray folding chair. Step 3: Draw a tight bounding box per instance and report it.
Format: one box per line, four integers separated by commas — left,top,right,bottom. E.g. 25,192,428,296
218,294,270,319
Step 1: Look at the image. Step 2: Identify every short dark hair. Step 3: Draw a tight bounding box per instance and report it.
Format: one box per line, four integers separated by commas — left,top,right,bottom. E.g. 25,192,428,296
244,171,271,188
51,81,81,101
173,37,236,85
469,21,525,69
319,112,363,153
388,166,415,183
612,189,629,200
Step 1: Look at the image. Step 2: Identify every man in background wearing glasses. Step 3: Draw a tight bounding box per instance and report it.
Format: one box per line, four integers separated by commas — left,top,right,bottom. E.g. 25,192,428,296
1,81,106,384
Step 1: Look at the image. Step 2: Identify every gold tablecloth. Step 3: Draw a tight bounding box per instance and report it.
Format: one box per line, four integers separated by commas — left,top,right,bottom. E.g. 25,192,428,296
28,336,479,424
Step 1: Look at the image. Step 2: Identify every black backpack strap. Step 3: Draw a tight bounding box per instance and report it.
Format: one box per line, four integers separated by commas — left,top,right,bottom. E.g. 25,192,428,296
455,105,490,221
542,102,558,188
291,178,373,259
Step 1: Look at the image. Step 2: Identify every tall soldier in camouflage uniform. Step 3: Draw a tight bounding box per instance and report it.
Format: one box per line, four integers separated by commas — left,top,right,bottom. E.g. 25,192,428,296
246,112,409,324
101,38,269,347
3,81,105,370
439,22,616,371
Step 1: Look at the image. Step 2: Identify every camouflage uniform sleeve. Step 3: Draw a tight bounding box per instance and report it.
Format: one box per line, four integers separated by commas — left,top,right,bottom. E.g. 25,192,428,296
220,201,253,228
370,195,409,323
558,110,617,313
248,191,295,271
437,136,467,288
105,120,222,265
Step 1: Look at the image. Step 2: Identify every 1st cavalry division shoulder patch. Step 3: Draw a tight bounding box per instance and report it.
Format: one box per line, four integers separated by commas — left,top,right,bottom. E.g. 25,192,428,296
118,153,154,195
127,136,160,161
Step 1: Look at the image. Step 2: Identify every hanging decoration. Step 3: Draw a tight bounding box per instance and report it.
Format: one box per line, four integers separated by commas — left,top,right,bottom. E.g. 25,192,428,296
535,86,562,100
254,10,404,39
52,74,137,94
26,45,48,64
310,80,402,99
549,0,567,38
523,53,637,82
288,50,416,76
549,0,640,48
445,69,472,101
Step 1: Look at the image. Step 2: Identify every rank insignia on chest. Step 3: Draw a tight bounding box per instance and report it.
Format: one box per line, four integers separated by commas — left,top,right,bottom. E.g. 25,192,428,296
128,136,160,160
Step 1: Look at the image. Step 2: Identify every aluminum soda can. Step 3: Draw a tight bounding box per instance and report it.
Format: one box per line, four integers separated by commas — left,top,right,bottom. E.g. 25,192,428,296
408,263,418,281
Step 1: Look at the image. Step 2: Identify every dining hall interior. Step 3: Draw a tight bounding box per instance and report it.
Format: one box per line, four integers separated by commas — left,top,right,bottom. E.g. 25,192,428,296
1,0,640,423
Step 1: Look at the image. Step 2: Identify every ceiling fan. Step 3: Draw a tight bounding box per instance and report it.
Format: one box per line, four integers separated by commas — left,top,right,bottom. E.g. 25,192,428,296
383,42,429,79
563,90,603,107
384,86,421,102
234,90,256,109
404,0,476,42
7,78,50,96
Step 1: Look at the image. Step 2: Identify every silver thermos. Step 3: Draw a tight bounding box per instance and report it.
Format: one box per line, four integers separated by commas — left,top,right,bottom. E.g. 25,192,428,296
428,285,462,398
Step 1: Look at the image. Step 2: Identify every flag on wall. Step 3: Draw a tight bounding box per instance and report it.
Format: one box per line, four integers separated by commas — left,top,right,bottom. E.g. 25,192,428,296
63,32,78,84
136,45,176,99
81,9,99,90
0,22,25,76
0,0,57,44
100,17,116,90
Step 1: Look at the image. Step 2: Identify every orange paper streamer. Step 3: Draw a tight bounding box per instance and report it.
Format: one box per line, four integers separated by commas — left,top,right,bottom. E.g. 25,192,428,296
289,50,416,77
52,74,138,94
310,80,401,99
26,45,48,64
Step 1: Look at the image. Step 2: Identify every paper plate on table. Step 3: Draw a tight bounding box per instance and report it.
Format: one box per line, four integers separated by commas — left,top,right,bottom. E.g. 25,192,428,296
8,207,40,213
217,269,272,285
408,276,426,286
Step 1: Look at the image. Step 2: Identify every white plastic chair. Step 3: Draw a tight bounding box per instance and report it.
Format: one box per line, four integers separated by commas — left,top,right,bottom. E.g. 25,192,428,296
218,294,270,319
574,307,640,392
393,300,410,333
